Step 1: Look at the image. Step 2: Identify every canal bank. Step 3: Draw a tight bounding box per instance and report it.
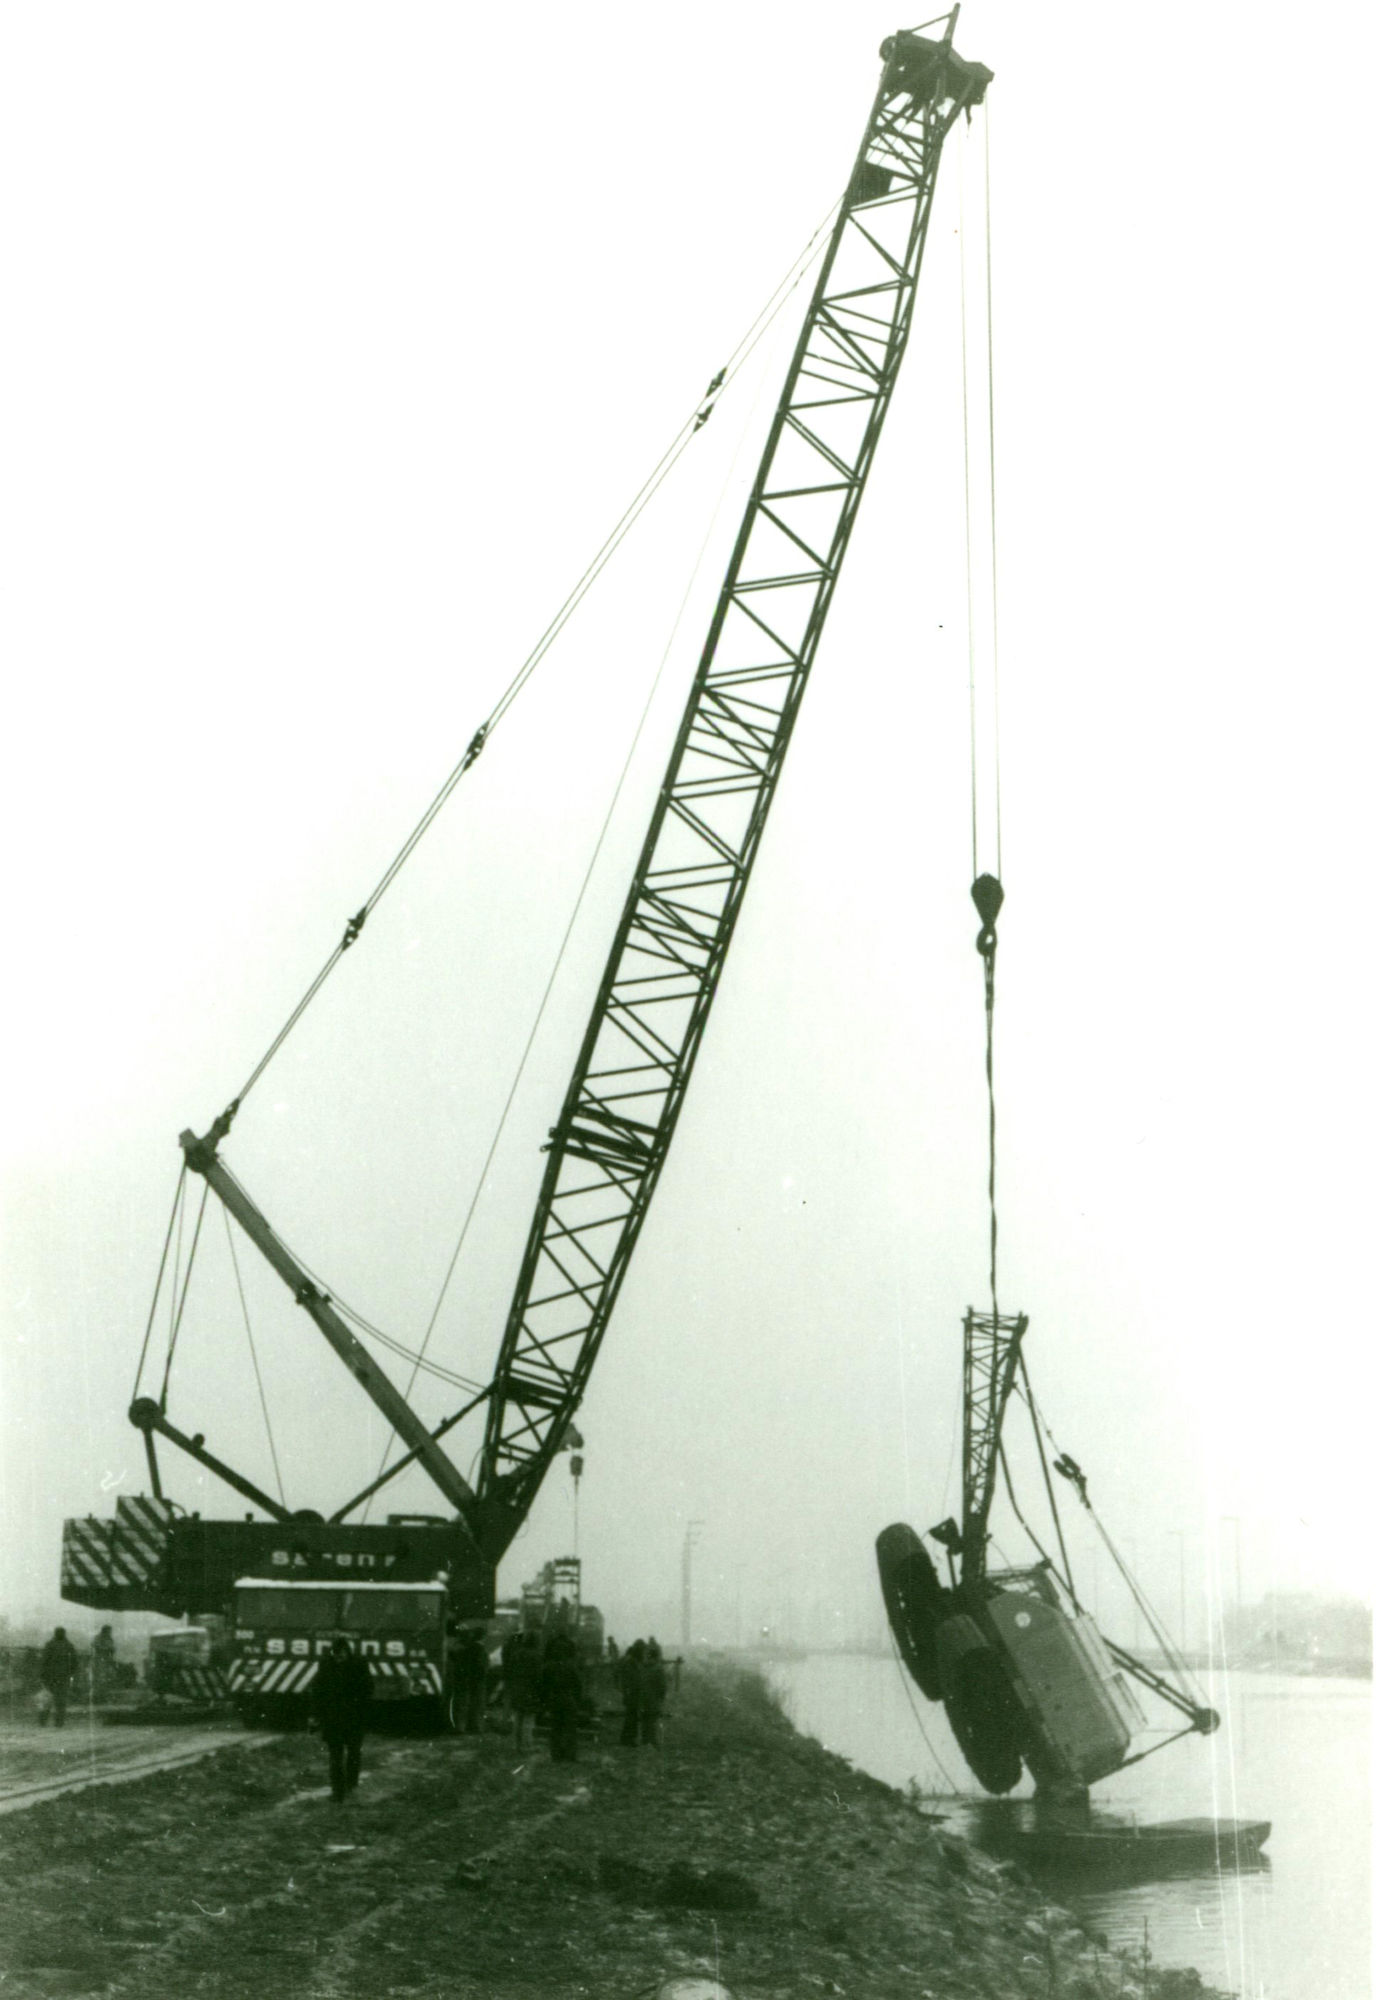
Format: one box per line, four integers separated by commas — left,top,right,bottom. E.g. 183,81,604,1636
0,1658,1224,1999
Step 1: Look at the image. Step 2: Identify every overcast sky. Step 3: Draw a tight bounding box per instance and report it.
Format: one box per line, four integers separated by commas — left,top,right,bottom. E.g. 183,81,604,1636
2,0,1370,1650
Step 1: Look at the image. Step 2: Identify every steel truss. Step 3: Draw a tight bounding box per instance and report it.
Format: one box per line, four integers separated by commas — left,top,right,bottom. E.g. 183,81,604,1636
960,1307,1027,1581
475,26,991,1558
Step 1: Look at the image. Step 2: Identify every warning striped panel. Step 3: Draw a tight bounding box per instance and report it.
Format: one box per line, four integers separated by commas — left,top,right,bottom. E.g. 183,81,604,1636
164,1665,229,1702
61,1499,173,1609
114,1496,172,1573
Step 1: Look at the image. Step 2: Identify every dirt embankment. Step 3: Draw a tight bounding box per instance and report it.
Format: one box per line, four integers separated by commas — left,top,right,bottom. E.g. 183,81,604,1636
0,1661,1223,1999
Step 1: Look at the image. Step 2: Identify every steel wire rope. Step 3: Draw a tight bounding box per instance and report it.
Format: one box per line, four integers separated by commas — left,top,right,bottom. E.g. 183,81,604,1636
218,204,842,1127
212,1157,486,1396
1013,1374,1207,1706
361,292,795,1515
132,1166,187,1401
222,1207,286,1506
886,1628,960,1794
983,101,1003,879
959,126,979,880
159,1180,210,1407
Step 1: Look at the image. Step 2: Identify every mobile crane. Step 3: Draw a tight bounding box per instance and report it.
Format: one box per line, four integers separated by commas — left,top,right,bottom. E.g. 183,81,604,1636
61,19,991,1716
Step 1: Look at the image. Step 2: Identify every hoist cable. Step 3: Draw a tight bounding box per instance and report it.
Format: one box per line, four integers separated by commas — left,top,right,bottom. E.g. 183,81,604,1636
132,1167,187,1402
362,321,782,1514
222,1209,286,1506
219,204,841,1126
982,929,999,1317
959,133,979,881
159,1179,210,1407
983,101,1003,879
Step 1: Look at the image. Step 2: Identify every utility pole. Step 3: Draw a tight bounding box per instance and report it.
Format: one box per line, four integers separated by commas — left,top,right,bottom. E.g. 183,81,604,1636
681,1520,704,1650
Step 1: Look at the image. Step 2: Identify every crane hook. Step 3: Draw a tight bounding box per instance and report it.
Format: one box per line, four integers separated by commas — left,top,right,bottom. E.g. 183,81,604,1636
971,873,1003,958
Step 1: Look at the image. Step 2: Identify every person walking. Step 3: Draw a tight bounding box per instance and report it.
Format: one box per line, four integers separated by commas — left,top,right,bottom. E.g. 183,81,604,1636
640,1638,669,1747
539,1633,584,1763
618,1638,646,1748
39,1627,79,1728
312,1636,372,1802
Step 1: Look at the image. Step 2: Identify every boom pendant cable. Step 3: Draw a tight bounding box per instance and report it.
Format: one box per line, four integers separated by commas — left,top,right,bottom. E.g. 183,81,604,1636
362,358,771,1514
223,1208,287,1507
132,1165,187,1403
214,205,842,1133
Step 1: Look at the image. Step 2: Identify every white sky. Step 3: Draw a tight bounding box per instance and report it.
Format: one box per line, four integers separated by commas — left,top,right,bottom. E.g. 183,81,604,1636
1,0,1371,1649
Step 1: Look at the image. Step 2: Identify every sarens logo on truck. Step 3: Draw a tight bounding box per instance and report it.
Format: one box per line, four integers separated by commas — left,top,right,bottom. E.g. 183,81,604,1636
230,1578,447,1706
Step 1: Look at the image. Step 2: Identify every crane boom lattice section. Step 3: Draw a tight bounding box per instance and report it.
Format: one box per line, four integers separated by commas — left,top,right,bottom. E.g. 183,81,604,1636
476,29,991,1556
961,1307,1027,1581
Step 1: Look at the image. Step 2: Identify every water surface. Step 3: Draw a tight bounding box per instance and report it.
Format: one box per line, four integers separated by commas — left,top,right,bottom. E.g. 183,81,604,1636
765,1653,1369,1999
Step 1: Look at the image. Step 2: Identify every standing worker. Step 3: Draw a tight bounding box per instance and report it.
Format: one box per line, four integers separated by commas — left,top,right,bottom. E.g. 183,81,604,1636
539,1634,584,1762
91,1625,117,1699
39,1627,79,1728
502,1628,542,1752
640,1638,669,1747
618,1638,646,1748
451,1625,490,1735
312,1636,372,1803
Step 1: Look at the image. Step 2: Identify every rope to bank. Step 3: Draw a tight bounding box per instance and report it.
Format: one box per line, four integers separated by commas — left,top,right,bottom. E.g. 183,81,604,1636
887,1629,960,1793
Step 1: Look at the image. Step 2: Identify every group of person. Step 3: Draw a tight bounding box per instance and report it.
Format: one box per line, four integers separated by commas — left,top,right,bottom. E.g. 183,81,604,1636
33,1624,120,1727
499,1626,587,1760
616,1636,669,1746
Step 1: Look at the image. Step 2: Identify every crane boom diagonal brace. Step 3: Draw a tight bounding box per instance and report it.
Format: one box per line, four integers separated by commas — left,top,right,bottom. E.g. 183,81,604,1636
474,24,990,1559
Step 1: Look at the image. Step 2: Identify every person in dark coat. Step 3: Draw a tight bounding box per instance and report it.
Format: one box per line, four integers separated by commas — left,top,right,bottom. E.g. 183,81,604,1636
617,1638,646,1748
91,1625,117,1698
539,1633,583,1762
502,1629,542,1751
451,1626,489,1735
312,1637,372,1802
40,1628,79,1728
640,1637,669,1747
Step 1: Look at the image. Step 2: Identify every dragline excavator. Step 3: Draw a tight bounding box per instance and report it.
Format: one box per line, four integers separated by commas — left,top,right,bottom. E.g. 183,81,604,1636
61,22,991,1714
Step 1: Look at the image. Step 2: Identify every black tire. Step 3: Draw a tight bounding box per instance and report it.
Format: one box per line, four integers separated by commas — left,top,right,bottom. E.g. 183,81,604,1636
876,1524,948,1700
944,1648,1025,1795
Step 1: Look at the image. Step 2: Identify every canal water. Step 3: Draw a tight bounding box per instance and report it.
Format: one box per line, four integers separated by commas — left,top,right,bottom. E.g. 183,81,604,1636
765,1653,1370,2000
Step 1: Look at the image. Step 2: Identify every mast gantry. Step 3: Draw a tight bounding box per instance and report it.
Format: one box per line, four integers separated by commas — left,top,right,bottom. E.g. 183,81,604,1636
473,26,991,1559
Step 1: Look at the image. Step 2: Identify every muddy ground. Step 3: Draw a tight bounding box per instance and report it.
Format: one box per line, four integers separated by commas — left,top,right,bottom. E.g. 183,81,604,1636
0,1662,1223,1999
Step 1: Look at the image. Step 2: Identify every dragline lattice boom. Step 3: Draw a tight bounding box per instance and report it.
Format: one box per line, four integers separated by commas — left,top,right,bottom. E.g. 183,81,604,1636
472,25,991,1561
61,25,990,1629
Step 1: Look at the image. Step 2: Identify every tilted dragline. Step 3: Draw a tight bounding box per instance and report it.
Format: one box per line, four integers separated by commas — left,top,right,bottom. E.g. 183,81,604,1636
63,22,993,1717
